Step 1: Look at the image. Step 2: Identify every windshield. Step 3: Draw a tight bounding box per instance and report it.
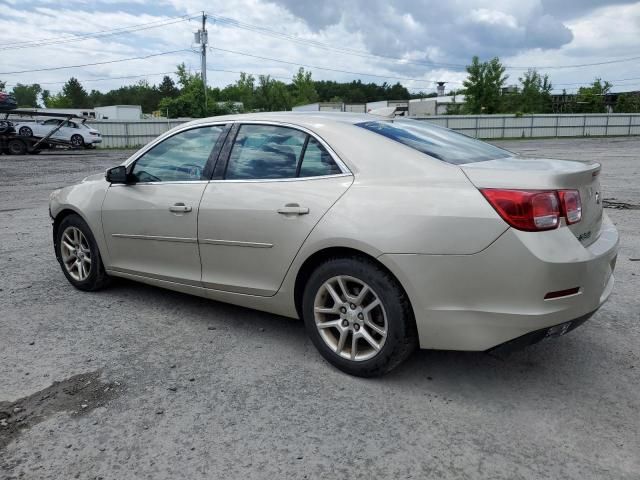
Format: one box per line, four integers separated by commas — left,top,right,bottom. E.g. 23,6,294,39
356,119,511,165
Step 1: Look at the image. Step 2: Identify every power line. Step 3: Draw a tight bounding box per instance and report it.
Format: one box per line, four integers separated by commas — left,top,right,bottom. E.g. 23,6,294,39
4,72,178,88
0,14,200,51
205,11,640,72
209,46,464,84
0,49,194,75
207,13,469,71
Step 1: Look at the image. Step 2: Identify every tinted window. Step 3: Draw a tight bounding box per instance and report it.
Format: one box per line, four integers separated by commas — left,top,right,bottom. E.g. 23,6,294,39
356,120,511,165
225,125,306,180
131,125,224,182
299,137,341,177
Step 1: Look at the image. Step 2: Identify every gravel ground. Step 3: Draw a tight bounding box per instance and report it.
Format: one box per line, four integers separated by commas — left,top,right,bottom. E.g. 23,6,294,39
0,137,639,479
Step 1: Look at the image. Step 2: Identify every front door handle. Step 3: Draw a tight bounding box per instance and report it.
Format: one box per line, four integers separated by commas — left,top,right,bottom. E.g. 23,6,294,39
169,203,192,213
277,203,309,215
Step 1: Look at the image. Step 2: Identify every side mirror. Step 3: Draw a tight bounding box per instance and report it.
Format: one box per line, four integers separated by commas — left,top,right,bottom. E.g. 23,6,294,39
105,165,128,184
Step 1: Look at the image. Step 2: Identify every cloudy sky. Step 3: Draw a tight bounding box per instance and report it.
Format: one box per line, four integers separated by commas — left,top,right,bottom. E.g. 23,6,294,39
1,0,639,96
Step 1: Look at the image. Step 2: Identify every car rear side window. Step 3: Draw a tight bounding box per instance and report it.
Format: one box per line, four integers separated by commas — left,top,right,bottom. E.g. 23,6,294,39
225,125,307,180
131,125,224,183
356,120,511,165
298,137,342,177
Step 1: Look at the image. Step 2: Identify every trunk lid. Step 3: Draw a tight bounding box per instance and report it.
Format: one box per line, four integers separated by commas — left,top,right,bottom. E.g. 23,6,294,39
461,156,603,246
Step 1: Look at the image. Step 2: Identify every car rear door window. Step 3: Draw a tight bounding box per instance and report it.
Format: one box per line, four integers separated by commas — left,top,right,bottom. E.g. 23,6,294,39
225,125,307,180
298,137,341,177
131,125,224,183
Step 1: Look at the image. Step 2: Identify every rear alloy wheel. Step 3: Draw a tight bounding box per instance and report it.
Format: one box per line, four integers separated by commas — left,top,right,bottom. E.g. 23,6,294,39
70,134,84,148
302,256,417,377
56,214,109,291
18,126,33,137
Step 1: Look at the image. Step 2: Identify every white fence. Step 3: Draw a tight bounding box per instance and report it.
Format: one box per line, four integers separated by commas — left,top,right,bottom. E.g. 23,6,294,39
416,114,640,139
87,114,640,148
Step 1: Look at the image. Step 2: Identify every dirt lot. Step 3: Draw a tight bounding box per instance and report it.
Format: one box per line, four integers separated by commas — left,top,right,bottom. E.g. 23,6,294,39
1,138,639,479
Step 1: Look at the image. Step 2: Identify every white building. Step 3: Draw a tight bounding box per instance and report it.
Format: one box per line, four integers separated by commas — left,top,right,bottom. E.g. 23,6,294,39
408,95,466,116
94,105,142,120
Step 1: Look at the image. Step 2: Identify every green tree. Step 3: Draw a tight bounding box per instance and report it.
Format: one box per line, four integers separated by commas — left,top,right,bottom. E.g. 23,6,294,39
291,68,318,106
615,92,640,113
158,75,179,99
59,77,89,107
219,72,256,111
462,56,508,114
43,91,72,108
511,69,553,114
574,78,612,113
12,83,42,107
255,75,292,111
158,64,208,117
0,79,6,90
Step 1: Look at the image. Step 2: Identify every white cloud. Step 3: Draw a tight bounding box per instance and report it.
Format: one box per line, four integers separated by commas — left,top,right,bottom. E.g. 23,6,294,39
0,0,638,96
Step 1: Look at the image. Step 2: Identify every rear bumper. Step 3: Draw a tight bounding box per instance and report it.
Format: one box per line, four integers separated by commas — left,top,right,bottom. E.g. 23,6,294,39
488,310,595,354
379,213,618,351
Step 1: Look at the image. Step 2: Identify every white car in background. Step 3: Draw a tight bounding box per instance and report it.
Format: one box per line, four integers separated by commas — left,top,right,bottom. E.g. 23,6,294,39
15,119,102,148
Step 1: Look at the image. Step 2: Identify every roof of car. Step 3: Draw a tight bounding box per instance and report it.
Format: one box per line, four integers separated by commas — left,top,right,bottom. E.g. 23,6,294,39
184,111,389,129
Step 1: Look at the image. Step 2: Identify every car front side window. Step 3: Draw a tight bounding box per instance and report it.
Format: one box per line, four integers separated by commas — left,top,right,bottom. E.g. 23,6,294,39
131,125,224,183
225,124,307,180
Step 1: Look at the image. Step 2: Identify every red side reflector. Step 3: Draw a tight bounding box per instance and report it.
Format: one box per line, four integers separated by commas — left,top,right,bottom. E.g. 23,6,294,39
544,287,580,299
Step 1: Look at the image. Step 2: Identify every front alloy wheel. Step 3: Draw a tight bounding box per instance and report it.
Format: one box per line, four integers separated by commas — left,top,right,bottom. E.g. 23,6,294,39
55,214,109,291
60,226,92,281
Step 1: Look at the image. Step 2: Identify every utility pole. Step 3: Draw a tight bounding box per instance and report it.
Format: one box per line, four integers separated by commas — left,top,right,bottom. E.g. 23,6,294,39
195,12,208,111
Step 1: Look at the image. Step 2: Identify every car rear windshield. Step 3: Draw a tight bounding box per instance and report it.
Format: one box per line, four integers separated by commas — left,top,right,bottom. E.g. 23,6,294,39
356,120,511,165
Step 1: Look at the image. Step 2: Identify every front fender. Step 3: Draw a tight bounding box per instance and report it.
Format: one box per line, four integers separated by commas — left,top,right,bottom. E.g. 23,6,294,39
50,178,110,266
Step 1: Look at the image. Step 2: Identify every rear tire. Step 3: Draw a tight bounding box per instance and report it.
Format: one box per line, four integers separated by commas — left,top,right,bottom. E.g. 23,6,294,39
70,134,84,148
55,214,110,291
7,139,27,155
302,256,417,377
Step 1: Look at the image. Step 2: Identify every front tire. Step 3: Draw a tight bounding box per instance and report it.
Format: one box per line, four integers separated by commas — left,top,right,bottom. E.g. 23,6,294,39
302,256,417,377
56,214,110,291
18,126,33,137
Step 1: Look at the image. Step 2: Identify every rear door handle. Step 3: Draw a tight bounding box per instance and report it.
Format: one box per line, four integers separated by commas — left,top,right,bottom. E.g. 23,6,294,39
169,203,192,213
277,203,309,215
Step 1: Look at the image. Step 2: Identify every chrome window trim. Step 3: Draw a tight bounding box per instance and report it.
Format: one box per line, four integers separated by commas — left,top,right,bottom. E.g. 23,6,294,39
109,180,210,187
208,173,352,184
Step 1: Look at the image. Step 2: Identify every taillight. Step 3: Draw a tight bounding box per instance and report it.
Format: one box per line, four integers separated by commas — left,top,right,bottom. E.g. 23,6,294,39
558,190,582,224
480,189,560,231
481,188,582,231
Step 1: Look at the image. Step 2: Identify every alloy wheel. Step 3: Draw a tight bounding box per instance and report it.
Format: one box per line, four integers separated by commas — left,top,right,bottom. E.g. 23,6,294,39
60,226,92,281
313,275,388,361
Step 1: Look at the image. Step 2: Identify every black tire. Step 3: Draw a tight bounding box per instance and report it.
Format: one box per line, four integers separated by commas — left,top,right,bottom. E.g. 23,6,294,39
18,126,33,137
55,214,110,291
70,134,84,148
7,139,27,155
302,256,417,377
